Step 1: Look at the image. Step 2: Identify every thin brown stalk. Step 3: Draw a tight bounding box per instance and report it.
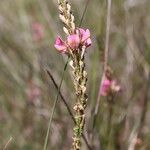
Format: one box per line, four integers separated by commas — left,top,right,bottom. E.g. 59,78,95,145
46,69,74,122
93,0,112,132
91,1,112,148
104,0,111,72
46,70,92,150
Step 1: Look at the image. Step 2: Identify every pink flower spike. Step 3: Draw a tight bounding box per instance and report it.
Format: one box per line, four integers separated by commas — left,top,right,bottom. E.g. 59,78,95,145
100,78,111,96
67,34,80,50
54,37,67,53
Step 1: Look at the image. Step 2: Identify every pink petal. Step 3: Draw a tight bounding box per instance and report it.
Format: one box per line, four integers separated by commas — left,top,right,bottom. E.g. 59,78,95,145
111,80,121,92
54,37,67,53
67,34,80,50
100,79,111,96
79,28,90,42
85,38,92,47
78,28,85,36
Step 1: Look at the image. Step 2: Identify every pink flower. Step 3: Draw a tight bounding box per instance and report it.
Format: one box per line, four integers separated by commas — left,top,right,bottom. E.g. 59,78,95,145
111,80,121,93
67,34,80,50
54,27,92,54
100,78,111,96
54,37,67,53
78,28,92,47
100,78,121,96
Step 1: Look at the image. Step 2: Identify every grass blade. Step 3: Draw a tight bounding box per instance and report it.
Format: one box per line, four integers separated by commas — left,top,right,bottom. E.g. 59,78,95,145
43,57,69,150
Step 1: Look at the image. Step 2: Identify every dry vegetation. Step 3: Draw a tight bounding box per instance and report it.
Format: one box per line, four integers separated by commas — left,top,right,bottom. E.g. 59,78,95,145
0,0,150,149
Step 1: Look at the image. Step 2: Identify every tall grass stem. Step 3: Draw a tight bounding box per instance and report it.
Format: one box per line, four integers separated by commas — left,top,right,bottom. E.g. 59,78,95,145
43,57,69,150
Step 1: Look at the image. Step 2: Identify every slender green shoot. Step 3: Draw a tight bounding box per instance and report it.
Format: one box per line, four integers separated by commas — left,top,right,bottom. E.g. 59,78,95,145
43,57,69,150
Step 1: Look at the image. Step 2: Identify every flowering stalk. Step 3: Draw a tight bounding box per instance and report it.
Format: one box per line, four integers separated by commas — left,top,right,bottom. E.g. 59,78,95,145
58,0,75,35
71,43,88,150
55,1,92,149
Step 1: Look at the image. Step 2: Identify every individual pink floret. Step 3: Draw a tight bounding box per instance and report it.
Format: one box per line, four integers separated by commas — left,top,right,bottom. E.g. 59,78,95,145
100,77,121,96
67,34,80,50
100,78,111,96
54,37,67,53
111,80,121,93
78,28,92,48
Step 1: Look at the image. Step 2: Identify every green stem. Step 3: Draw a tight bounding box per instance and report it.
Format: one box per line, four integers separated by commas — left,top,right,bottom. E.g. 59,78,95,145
43,57,69,150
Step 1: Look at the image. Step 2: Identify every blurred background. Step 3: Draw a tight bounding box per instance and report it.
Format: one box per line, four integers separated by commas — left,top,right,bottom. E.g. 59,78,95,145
0,0,150,149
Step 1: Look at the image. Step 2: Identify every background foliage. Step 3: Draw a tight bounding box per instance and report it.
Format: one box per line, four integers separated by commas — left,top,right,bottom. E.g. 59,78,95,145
0,0,150,149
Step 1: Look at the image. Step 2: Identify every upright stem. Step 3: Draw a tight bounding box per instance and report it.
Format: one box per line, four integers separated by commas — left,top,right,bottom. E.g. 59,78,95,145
91,0,112,147
93,0,112,131
46,70,92,150
72,47,88,150
104,0,111,72
43,58,69,150
56,1,90,149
